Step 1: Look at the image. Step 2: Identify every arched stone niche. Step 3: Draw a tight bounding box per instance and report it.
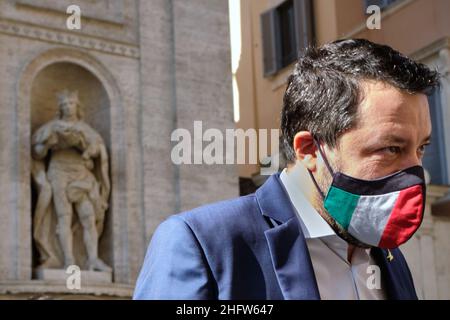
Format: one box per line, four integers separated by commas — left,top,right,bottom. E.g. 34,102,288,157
12,47,131,290
30,62,112,273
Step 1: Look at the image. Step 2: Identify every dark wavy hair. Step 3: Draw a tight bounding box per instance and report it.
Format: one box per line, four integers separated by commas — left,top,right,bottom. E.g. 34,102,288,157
281,38,440,162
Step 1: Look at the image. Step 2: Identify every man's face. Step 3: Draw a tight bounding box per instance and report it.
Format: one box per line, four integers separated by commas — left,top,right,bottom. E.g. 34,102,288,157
318,80,432,191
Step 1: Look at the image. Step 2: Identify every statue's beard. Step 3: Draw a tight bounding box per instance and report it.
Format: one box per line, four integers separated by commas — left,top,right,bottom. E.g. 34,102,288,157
313,159,372,249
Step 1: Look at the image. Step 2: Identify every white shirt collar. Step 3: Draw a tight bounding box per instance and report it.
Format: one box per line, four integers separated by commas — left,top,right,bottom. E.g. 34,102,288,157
279,167,335,239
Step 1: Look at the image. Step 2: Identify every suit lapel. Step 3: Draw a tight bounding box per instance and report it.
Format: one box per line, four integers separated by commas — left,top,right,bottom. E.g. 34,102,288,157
256,174,320,300
371,247,418,300
265,217,320,299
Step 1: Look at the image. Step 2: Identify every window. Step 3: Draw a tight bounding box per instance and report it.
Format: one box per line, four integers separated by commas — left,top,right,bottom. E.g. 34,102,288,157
261,0,314,76
423,88,448,185
363,0,403,12
278,1,297,68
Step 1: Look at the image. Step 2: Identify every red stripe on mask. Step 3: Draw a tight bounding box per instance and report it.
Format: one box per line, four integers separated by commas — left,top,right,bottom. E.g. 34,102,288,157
378,185,424,249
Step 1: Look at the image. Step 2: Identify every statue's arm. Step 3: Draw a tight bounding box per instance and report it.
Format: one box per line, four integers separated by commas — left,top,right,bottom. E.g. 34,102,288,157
80,125,110,202
99,144,110,192
32,143,49,160
31,123,57,160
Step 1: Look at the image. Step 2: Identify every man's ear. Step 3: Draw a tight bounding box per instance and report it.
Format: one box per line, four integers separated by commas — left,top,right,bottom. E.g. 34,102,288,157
293,131,317,172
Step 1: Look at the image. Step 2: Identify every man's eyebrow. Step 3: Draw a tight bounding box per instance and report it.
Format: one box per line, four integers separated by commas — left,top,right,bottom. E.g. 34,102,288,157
375,135,409,145
421,134,432,144
371,134,432,146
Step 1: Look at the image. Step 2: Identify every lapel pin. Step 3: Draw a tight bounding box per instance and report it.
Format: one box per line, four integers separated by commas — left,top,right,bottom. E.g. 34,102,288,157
387,249,394,262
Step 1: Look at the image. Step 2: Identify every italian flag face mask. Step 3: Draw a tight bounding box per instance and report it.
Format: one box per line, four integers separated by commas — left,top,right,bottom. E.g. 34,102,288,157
312,139,426,249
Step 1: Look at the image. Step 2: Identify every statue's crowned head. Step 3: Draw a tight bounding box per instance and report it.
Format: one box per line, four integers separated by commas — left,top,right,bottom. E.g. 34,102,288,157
56,89,84,120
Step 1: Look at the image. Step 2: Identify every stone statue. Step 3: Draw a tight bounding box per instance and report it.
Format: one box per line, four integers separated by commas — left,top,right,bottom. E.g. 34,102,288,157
31,90,111,272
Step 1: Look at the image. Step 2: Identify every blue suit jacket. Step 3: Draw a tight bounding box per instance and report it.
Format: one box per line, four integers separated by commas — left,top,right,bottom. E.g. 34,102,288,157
133,174,418,300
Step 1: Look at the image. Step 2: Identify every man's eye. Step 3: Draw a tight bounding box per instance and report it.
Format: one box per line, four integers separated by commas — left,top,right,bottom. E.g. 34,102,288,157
418,144,429,155
381,146,401,155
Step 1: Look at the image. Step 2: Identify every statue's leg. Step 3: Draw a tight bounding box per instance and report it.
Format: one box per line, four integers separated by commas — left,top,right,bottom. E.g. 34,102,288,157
75,196,98,263
76,196,111,272
51,181,75,268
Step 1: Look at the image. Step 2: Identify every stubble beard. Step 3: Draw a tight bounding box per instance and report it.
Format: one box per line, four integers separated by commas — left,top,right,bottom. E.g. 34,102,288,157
313,157,372,249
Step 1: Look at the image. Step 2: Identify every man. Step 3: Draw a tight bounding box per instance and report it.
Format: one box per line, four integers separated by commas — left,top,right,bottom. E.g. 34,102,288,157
134,39,439,299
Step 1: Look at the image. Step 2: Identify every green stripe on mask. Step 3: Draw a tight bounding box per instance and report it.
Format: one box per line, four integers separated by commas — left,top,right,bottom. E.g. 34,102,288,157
324,186,360,229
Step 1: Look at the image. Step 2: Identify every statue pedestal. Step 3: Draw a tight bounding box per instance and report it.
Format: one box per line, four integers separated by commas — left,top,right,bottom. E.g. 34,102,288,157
34,268,112,285
0,281,133,299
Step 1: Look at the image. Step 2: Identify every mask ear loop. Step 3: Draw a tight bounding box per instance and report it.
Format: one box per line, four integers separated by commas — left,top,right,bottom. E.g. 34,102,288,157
306,137,334,200
313,138,334,176
307,168,326,200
